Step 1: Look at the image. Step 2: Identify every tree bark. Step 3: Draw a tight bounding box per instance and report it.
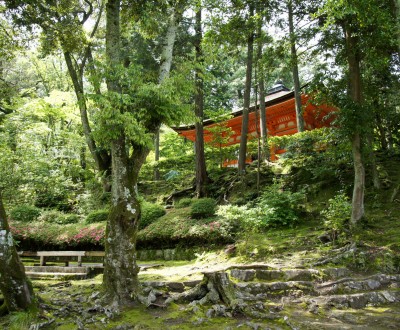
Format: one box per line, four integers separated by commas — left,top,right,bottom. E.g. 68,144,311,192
0,192,35,315
367,134,380,189
194,6,209,197
375,114,388,150
102,137,143,307
102,0,143,307
344,23,365,225
238,5,254,173
288,0,304,132
256,7,268,162
154,5,180,181
64,51,111,190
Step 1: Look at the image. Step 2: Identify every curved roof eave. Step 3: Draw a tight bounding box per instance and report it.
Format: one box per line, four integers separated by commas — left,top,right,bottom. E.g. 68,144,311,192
173,89,296,132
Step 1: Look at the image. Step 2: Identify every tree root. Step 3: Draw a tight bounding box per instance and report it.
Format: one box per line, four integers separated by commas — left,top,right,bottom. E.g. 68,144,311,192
165,186,195,205
166,271,237,306
312,242,357,266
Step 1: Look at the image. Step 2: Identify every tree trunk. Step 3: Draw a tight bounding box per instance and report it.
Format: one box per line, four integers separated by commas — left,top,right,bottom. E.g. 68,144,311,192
288,0,304,132
375,114,388,150
367,134,380,189
344,23,365,225
102,137,143,307
238,5,254,173
154,5,180,181
64,51,111,189
102,0,143,307
256,8,268,161
194,6,209,197
0,193,35,315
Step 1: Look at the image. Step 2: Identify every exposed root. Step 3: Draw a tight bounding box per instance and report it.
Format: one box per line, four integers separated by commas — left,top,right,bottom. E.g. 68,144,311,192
313,242,357,266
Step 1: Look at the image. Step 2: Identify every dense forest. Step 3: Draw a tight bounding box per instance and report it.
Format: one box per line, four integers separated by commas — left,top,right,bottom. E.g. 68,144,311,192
0,0,399,329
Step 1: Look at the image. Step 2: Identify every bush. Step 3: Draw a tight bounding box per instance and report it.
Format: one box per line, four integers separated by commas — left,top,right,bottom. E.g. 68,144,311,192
217,204,262,233
10,205,41,223
86,209,109,224
321,192,351,233
255,184,304,228
190,198,217,219
219,184,304,231
175,198,192,209
138,210,235,249
39,210,80,225
10,222,105,250
140,202,166,229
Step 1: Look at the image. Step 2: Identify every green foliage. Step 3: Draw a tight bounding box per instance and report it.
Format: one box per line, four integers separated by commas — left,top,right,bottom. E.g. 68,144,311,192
38,210,80,225
175,198,192,209
140,202,166,229
10,205,41,223
190,198,217,219
86,209,109,224
218,184,304,233
217,204,263,234
321,192,351,233
138,208,235,249
255,184,304,228
90,64,192,148
7,311,37,330
269,128,352,183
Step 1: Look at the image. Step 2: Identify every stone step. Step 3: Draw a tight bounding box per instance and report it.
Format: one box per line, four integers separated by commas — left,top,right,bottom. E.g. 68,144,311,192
25,266,88,274
295,290,400,311
316,274,400,295
236,280,316,300
26,272,88,280
142,280,202,293
235,273,400,301
230,267,351,283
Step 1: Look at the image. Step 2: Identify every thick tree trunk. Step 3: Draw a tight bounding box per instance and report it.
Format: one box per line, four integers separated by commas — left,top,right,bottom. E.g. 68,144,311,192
344,24,365,225
194,7,209,197
102,0,143,307
103,137,142,307
154,6,180,181
238,5,254,173
0,193,35,315
288,0,304,132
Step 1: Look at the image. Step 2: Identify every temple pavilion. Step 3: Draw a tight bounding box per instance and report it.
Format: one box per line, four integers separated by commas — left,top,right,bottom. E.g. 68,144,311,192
173,83,335,165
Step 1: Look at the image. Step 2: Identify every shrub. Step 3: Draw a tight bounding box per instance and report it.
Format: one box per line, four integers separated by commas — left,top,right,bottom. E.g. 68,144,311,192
39,210,80,225
175,198,192,209
255,184,304,228
62,214,81,224
138,210,235,249
10,205,41,223
140,202,166,229
86,209,109,224
217,204,264,236
321,192,351,233
190,198,217,219
10,222,105,250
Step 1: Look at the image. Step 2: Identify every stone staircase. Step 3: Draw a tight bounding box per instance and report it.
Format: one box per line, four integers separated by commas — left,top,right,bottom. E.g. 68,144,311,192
229,267,400,307
143,266,400,329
